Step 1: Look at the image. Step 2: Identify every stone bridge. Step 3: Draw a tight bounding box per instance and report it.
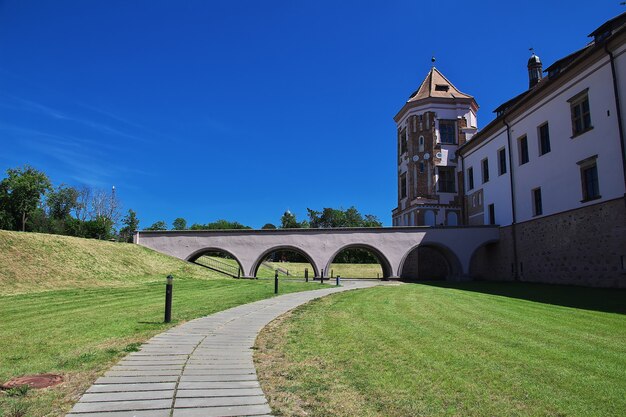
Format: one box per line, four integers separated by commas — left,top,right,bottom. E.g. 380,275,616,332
135,226,499,280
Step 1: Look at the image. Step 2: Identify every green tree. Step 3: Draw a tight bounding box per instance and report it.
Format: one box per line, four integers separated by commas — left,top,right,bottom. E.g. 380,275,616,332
261,223,277,229
0,165,52,231
189,219,251,230
172,217,187,230
119,209,140,242
307,206,382,228
280,210,299,228
47,185,79,220
146,220,167,231
84,216,114,240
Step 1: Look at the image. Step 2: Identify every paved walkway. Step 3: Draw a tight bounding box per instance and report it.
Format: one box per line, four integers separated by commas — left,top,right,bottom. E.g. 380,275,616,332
66,280,383,417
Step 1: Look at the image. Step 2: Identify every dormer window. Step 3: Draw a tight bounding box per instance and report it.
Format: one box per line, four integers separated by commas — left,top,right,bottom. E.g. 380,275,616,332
435,84,450,92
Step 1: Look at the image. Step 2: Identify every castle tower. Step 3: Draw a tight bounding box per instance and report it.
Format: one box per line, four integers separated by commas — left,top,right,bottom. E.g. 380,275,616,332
528,53,543,89
392,67,478,227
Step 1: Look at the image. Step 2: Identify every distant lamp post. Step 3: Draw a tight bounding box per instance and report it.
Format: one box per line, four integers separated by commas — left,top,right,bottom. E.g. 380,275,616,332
164,275,174,323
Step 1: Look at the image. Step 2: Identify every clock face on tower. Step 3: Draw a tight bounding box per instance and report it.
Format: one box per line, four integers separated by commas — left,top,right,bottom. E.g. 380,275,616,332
412,155,419,162
424,153,430,160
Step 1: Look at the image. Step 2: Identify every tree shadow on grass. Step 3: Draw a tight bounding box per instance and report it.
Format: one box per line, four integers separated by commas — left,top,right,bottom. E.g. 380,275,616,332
411,280,626,315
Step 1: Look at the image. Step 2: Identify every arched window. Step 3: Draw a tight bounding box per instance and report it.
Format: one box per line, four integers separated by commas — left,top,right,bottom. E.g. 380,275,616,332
424,210,435,226
418,136,425,152
447,212,458,226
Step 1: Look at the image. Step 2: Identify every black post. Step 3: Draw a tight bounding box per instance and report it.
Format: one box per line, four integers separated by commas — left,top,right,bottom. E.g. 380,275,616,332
336,275,340,286
305,268,308,282
274,270,279,294
164,275,173,323
238,268,241,278
320,269,324,284
331,269,334,278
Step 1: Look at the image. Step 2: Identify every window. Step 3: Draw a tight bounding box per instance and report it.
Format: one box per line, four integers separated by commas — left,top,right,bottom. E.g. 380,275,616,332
498,148,507,175
438,167,456,193
482,158,489,183
467,167,474,191
418,136,424,152
532,187,543,216
569,90,592,136
400,129,407,154
518,135,529,165
578,156,600,202
439,120,456,144
538,123,551,155
488,204,495,225
400,173,407,199
419,162,425,173
435,84,450,92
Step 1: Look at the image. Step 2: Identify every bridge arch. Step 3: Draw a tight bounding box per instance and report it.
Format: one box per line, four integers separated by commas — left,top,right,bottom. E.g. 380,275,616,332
186,247,245,277
399,242,463,281
324,243,393,279
468,238,501,279
250,245,319,278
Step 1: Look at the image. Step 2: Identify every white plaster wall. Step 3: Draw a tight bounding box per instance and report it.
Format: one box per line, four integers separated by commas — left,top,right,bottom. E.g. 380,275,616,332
507,56,625,223
462,128,513,225
614,42,626,180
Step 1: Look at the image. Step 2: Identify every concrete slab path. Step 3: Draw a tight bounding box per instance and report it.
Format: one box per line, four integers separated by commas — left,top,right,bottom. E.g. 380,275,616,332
66,280,384,417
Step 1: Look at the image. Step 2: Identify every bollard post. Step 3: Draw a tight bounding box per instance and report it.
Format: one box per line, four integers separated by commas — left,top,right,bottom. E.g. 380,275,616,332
305,268,308,282
164,275,173,323
320,269,324,284
331,269,334,278
274,270,279,294
336,275,340,286
377,272,380,279
238,268,241,278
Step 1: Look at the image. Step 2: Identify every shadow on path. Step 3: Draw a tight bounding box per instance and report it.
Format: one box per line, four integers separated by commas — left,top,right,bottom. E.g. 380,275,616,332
411,280,626,315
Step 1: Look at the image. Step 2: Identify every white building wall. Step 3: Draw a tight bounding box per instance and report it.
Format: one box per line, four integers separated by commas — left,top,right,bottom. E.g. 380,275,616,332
462,128,513,225
507,55,625,224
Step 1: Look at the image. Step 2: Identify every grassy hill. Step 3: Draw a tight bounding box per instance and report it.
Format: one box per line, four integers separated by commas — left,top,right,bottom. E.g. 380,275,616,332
0,230,312,417
0,230,217,295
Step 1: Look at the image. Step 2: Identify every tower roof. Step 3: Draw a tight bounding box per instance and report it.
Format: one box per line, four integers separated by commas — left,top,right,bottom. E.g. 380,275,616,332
407,67,473,102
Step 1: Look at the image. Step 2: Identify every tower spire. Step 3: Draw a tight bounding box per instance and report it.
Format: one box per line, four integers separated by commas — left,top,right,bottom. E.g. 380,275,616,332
527,48,543,89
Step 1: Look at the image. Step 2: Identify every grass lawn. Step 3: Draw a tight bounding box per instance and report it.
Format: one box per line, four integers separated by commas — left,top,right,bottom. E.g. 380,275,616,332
255,282,626,417
199,256,383,279
0,277,313,417
0,231,315,417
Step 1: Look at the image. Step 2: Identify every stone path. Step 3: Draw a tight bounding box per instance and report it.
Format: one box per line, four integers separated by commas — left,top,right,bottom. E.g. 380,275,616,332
66,280,383,417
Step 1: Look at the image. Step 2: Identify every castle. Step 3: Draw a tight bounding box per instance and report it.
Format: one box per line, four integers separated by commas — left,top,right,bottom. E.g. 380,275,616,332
393,12,626,288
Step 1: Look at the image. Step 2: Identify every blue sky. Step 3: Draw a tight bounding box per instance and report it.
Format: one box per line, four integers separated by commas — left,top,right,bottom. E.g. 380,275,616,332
0,1,622,228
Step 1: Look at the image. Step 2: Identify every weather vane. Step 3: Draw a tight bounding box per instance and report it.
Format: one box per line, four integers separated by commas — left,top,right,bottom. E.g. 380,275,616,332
431,55,436,67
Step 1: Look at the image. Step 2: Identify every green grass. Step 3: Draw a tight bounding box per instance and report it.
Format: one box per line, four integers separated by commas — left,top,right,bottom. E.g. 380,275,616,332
197,257,383,279
0,230,217,295
0,231,315,417
255,282,626,417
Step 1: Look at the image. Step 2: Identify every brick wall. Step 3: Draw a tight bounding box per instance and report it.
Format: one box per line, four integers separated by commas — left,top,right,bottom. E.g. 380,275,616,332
470,197,626,288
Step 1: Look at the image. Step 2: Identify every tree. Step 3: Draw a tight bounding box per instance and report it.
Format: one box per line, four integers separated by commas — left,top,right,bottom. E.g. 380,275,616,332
84,216,114,240
89,187,121,227
189,219,251,230
0,165,51,231
261,223,277,230
307,206,382,228
172,217,187,230
280,210,299,228
146,220,167,231
119,209,140,242
46,185,79,220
